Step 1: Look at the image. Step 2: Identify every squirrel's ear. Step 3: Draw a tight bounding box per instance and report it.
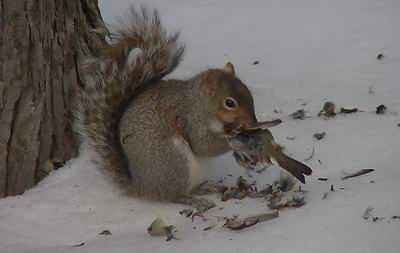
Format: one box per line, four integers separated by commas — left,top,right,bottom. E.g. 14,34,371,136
223,62,236,76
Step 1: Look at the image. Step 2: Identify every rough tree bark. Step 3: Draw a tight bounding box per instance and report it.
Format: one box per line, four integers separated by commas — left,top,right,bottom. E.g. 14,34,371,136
0,0,106,196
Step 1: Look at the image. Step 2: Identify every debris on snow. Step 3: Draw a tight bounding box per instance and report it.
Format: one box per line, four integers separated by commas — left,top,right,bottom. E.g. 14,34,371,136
220,176,257,201
268,192,306,210
147,218,169,236
372,216,385,222
224,210,279,230
318,102,336,117
202,223,218,231
313,132,326,140
98,230,112,236
322,184,340,199
362,206,374,220
248,185,273,198
362,207,385,222
147,217,178,241
342,169,375,180
376,104,387,114
179,209,194,218
191,211,208,222
71,242,85,247
192,180,225,195
290,109,307,120
340,107,359,114
267,179,306,210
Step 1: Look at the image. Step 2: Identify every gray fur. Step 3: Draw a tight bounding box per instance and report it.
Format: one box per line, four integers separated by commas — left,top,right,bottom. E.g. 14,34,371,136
75,6,255,203
119,79,231,199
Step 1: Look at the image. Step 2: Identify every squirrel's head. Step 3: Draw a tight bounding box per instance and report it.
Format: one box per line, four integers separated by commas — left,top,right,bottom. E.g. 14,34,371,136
197,62,264,136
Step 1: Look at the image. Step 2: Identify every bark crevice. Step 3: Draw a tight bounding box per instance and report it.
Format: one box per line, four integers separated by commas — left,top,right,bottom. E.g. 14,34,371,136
4,89,22,196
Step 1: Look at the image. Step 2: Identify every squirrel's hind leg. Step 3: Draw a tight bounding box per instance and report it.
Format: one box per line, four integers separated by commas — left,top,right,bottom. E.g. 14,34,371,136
121,124,212,207
121,132,190,200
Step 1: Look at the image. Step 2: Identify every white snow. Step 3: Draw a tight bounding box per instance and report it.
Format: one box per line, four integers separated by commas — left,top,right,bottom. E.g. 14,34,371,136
2,0,400,252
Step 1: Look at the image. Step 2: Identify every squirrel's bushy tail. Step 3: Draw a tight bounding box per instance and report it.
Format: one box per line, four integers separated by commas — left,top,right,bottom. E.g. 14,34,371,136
75,6,184,179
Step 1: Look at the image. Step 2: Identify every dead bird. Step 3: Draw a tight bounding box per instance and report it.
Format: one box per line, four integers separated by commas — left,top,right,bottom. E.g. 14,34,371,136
228,128,312,183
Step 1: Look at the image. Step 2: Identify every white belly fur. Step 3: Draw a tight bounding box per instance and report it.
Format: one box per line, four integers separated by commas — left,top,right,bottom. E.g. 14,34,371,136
172,136,203,190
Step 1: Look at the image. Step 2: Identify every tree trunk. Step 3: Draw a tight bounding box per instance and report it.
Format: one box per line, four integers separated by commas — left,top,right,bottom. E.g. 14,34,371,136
0,0,106,196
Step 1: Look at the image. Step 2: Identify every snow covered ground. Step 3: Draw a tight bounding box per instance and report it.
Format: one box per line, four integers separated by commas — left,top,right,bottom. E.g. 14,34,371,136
1,0,400,252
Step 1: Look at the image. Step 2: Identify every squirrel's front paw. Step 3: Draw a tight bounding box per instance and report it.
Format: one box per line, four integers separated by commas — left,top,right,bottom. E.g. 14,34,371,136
268,190,305,209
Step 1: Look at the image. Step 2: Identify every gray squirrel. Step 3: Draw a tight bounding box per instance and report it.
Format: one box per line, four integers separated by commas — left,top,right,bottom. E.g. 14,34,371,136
76,6,282,211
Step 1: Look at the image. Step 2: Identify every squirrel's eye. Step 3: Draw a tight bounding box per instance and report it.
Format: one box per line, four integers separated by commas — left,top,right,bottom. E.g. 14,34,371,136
224,97,238,110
